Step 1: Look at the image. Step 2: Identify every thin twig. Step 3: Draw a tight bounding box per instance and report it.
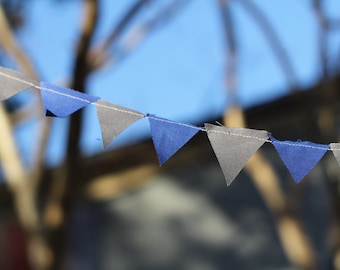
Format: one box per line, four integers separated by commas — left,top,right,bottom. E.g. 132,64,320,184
327,19,340,30
237,0,298,90
218,0,238,104
312,0,328,78
89,0,191,70
101,0,150,52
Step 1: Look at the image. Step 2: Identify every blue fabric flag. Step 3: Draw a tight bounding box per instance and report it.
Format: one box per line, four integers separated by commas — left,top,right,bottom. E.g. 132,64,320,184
40,82,99,117
270,136,329,183
148,114,200,165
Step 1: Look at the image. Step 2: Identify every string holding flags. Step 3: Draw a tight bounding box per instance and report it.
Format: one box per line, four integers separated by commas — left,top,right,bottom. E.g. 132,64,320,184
0,66,338,186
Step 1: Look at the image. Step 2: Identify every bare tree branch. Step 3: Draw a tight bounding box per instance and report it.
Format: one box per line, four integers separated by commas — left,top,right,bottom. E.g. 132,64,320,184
66,0,99,160
88,0,150,70
312,0,329,78
312,3,340,269
0,3,52,196
0,7,36,78
44,1,100,269
0,5,53,269
327,19,340,30
89,0,191,70
45,0,100,231
217,1,317,269
237,0,298,90
217,0,238,104
101,0,150,52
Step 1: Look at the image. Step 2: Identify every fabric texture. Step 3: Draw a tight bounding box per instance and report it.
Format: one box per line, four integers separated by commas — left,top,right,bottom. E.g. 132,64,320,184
205,123,269,186
330,143,340,166
148,114,200,165
0,66,39,100
271,136,329,183
96,100,144,147
40,82,99,117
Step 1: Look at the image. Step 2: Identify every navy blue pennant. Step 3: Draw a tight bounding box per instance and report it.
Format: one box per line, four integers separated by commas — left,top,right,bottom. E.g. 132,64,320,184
271,136,329,183
40,82,99,117
148,114,200,165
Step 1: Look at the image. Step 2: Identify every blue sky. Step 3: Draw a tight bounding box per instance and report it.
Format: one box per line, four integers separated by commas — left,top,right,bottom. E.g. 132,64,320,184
12,0,340,165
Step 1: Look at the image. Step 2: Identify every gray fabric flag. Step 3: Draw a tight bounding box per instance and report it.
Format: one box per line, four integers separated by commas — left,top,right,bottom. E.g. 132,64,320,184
330,143,340,166
0,66,39,100
96,100,144,148
205,123,269,186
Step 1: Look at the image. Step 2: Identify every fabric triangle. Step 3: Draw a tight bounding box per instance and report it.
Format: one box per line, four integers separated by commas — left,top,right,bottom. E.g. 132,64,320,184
40,82,99,117
148,114,200,165
0,66,39,100
96,100,144,147
205,123,269,186
271,136,329,183
330,143,340,166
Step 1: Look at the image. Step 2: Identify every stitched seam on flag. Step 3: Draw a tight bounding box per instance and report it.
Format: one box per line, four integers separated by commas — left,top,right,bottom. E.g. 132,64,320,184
208,129,331,151
273,140,329,150
0,70,145,117
0,70,37,88
147,115,204,131
40,86,92,103
208,129,270,142
95,102,144,117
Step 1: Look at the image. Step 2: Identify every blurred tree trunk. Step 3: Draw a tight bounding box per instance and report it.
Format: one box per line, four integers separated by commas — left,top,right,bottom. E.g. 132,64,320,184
0,4,53,270
218,0,317,269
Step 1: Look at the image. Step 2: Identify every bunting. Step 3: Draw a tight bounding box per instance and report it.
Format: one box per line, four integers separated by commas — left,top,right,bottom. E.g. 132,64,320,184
0,66,340,187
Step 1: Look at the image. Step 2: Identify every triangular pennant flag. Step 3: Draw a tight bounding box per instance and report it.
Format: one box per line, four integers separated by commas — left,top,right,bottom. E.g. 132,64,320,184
205,123,269,186
0,66,39,100
96,100,144,147
148,114,200,165
330,143,340,166
271,136,329,183
40,82,99,117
